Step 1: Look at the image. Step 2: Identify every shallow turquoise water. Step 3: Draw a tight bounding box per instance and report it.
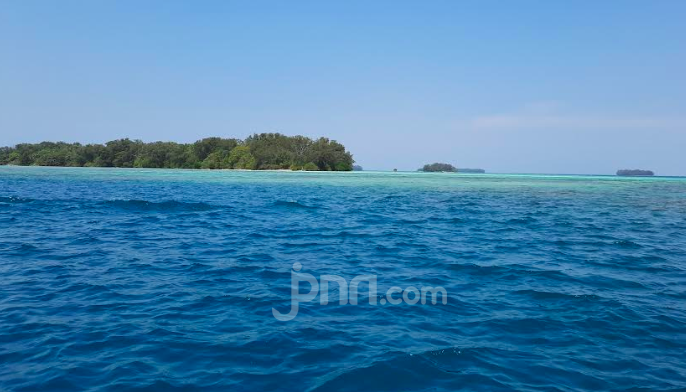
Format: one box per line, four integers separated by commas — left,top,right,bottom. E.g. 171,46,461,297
1,166,686,391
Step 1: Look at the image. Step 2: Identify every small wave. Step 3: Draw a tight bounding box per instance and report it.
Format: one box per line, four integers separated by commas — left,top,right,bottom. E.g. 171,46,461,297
513,289,602,302
273,200,319,209
505,216,537,225
102,199,216,212
13,376,81,392
311,347,542,392
612,239,642,248
398,218,428,224
8,243,42,256
282,241,321,248
446,262,512,277
0,196,33,203
322,230,373,239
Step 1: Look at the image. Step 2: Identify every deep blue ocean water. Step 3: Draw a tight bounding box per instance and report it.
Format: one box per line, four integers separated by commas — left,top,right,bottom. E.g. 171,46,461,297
1,166,686,391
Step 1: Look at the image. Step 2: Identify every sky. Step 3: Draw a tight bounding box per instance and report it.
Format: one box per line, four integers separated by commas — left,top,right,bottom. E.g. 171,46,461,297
1,1,685,175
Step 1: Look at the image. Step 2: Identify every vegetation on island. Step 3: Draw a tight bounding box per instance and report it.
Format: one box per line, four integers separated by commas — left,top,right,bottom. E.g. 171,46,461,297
616,169,654,176
419,163,457,172
0,133,354,171
418,163,485,173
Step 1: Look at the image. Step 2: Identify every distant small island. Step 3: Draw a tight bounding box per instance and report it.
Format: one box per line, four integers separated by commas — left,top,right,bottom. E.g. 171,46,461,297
616,169,655,176
458,168,486,174
0,133,354,171
353,165,363,171
419,163,457,172
418,163,485,173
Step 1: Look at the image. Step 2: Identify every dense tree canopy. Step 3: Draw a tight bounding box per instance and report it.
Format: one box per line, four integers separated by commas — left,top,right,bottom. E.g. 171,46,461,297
0,134,354,171
616,169,654,176
419,163,457,172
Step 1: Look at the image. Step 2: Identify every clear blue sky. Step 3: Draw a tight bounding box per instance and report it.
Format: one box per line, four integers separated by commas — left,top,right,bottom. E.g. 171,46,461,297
1,1,684,174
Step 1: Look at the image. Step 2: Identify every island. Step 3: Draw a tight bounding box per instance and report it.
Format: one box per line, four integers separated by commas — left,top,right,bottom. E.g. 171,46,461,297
0,133,354,171
458,168,486,174
616,169,655,176
419,163,457,172
353,165,363,171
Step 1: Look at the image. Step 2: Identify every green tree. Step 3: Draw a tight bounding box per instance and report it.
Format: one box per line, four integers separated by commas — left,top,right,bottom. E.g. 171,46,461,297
308,137,353,171
192,137,239,161
303,162,319,171
0,147,11,165
420,163,457,172
0,134,355,171
225,146,256,169
245,133,297,169
201,150,229,169
100,139,143,167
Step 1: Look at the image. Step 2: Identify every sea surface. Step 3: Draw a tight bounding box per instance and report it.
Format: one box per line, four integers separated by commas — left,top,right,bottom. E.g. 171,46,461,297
1,166,686,392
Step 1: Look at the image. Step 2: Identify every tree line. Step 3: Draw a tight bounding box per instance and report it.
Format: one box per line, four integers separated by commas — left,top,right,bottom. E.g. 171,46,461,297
0,133,354,171
419,163,457,172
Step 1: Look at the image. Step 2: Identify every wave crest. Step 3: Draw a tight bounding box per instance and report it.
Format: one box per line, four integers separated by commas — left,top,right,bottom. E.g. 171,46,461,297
102,199,216,212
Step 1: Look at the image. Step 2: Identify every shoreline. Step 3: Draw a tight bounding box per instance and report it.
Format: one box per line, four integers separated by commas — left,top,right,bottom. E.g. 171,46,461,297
1,165,684,179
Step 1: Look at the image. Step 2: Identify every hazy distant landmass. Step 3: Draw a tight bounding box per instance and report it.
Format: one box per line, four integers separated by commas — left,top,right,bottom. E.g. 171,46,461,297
0,133,354,171
419,163,457,172
616,169,655,176
353,165,363,171
418,164,485,173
